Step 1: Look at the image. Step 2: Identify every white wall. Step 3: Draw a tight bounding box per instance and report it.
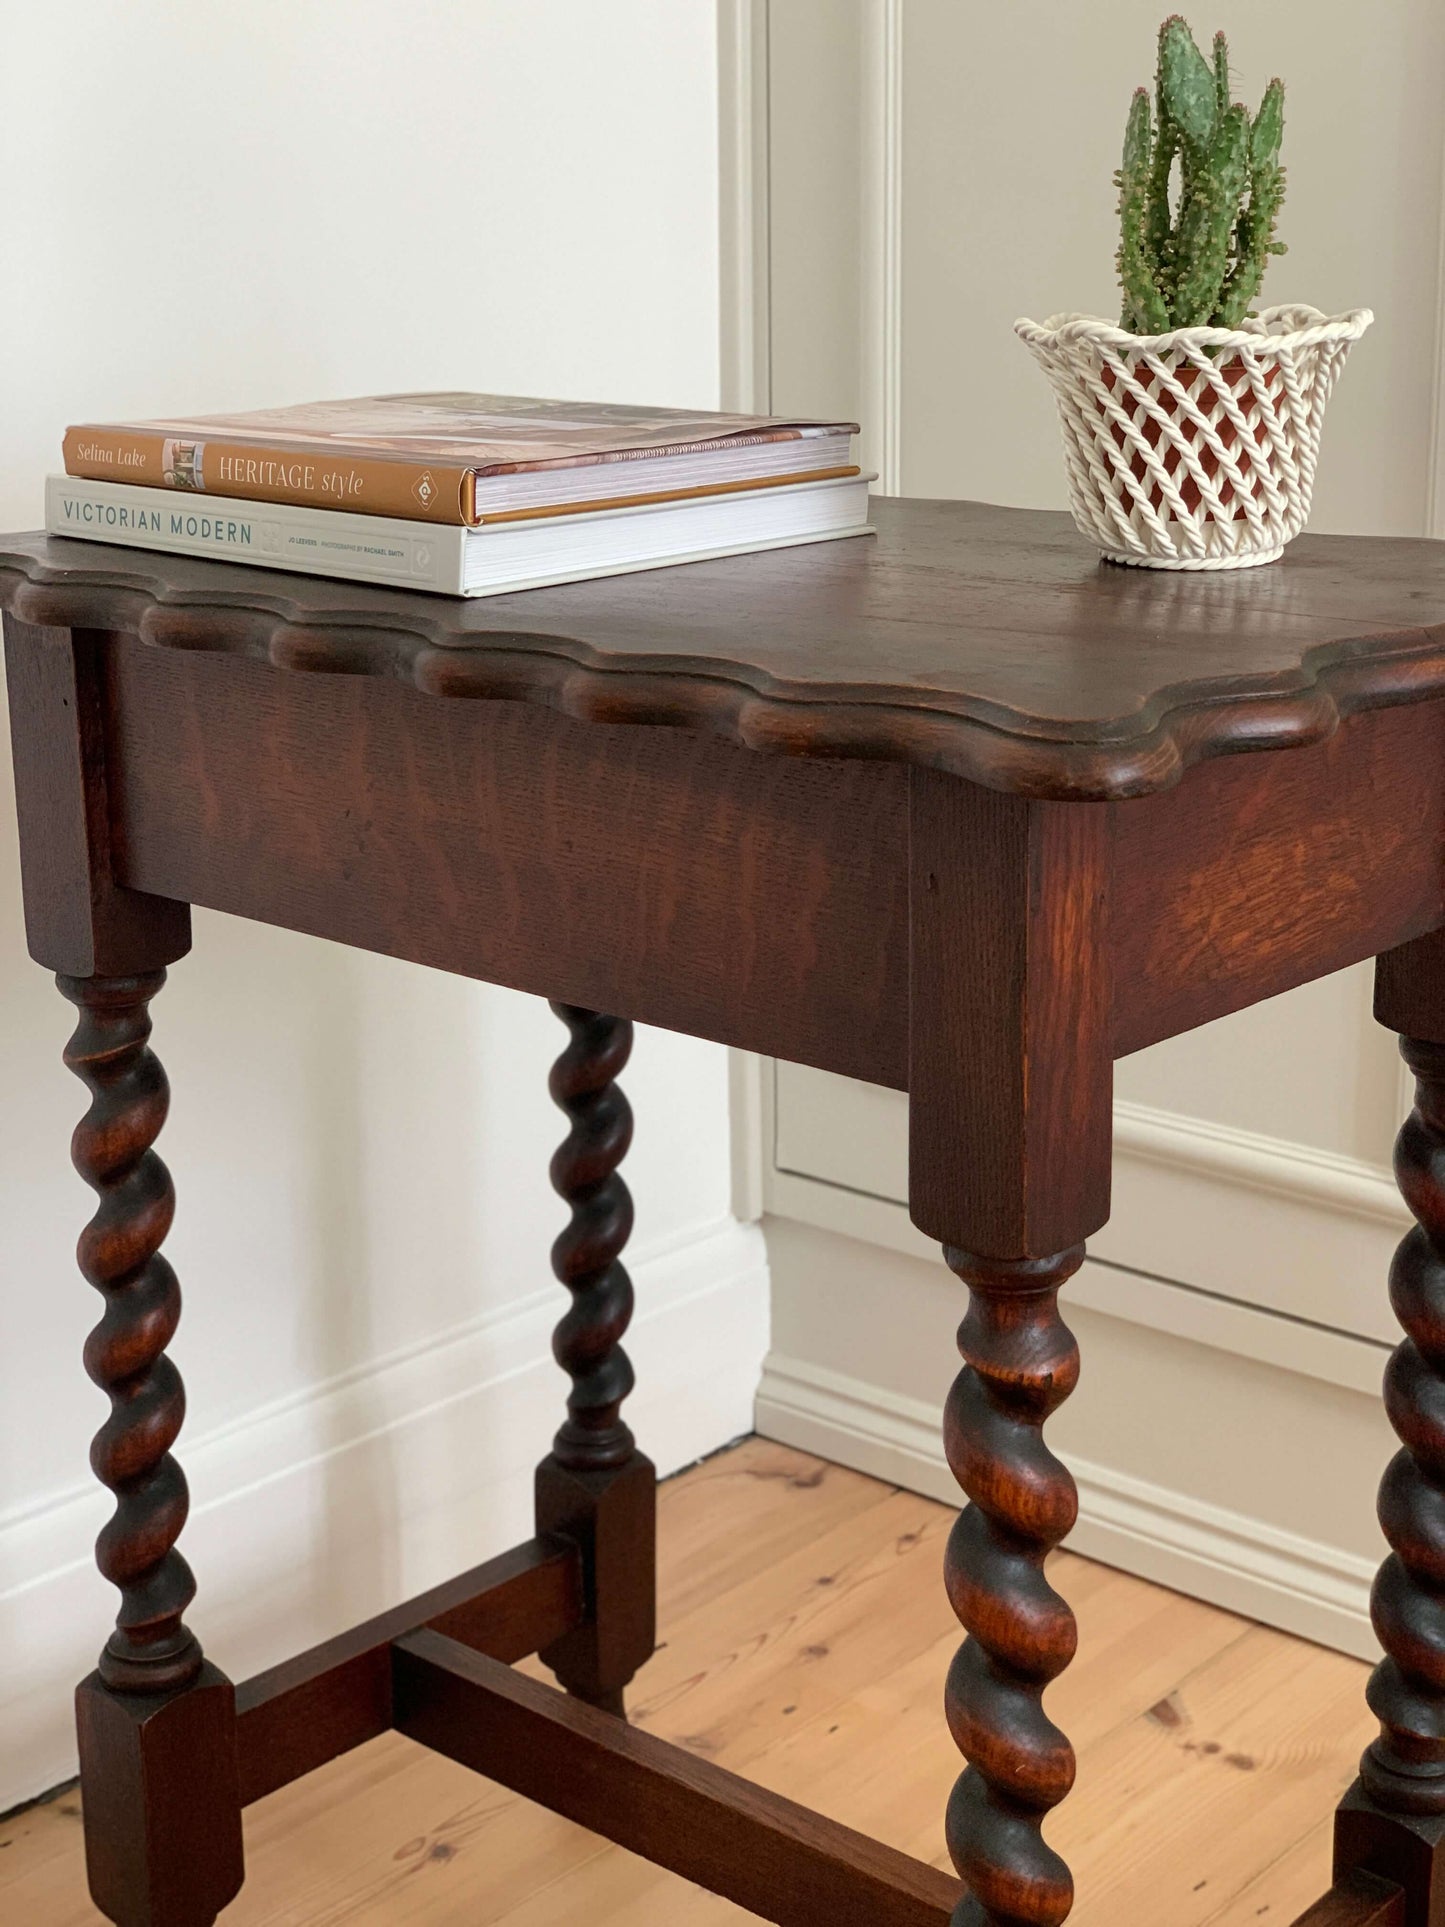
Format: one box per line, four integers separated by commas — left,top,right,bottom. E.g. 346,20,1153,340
0,0,767,1811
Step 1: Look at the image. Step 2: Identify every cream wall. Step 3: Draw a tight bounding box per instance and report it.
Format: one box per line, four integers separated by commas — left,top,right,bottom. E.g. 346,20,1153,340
766,0,1445,540
0,0,766,1811
894,0,1445,538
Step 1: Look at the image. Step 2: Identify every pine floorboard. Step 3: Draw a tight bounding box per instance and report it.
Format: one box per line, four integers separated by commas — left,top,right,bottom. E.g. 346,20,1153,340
0,1436,1375,1924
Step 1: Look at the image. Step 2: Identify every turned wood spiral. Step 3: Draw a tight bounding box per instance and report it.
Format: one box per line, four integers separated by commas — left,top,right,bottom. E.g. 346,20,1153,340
547,1004,637,1472
1363,1036,1445,1814
60,972,202,1695
942,1245,1084,1927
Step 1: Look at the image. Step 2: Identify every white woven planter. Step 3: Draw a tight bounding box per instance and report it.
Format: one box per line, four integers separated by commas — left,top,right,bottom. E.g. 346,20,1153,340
1015,305,1373,570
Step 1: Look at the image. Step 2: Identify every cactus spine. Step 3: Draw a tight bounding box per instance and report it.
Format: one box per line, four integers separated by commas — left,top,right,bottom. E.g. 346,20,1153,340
1116,17,1287,334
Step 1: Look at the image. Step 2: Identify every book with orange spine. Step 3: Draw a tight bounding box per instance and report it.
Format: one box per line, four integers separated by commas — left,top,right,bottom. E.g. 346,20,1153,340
63,393,860,527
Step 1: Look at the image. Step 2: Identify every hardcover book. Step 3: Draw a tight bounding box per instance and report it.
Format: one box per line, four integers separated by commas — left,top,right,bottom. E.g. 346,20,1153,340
47,473,875,598
62,394,859,527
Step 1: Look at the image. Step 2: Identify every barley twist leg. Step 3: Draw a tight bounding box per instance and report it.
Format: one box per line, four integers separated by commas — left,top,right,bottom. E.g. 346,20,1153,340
942,1245,1083,1927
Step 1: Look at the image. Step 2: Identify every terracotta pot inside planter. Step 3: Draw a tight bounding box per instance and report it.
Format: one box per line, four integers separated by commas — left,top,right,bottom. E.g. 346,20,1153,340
1101,356,1282,519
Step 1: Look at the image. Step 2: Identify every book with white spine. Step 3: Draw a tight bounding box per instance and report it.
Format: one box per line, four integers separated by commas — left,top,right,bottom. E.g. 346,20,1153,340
45,473,875,598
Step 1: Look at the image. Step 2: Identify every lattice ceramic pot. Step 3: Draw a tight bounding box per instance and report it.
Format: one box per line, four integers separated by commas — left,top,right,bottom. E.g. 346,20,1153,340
1015,305,1372,571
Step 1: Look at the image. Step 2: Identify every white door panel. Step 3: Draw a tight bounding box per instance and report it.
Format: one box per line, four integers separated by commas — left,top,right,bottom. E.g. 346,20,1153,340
773,1055,1405,1346
1116,965,1401,1160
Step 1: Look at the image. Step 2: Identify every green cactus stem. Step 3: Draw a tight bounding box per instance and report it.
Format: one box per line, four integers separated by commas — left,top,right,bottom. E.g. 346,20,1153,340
1159,15,1217,157
1212,31,1231,122
1144,36,1180,299
1172,103,1251,325
1217,78,1288,325
1144,109,1178,293
1117,90,1172,332
1115,17,1288,333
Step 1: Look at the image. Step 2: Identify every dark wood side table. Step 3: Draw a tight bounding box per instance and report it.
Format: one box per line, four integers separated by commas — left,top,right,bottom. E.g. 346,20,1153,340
4,499,1445,1927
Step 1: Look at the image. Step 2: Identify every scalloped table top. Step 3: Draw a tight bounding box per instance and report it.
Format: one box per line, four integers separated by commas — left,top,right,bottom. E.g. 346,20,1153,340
4,497,1445,800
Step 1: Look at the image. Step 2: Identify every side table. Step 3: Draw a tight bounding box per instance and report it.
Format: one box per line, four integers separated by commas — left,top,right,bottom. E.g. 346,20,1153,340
4,499,1445,1927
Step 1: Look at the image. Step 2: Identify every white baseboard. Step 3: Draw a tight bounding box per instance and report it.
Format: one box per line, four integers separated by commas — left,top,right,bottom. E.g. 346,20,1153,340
755,1350,1379,1663
0,1218,769,1813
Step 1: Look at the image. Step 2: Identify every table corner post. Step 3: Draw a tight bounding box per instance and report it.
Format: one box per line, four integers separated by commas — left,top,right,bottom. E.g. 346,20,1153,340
6,613,240,1924
534,1003,657,1718
4,613,191,980
908,772,1114,1927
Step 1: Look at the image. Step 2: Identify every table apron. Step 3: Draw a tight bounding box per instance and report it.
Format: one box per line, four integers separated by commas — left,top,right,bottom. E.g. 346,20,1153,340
93,638,1445,1084
1112,698,1445,1055
104,634,913,1087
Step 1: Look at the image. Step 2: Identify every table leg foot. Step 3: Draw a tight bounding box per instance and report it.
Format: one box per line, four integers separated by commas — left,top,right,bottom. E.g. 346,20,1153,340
59,972,243,1926
1334,1788,1445,1927
77,1664,242,1927
536,1005,656,1714
941,1243,1084,1927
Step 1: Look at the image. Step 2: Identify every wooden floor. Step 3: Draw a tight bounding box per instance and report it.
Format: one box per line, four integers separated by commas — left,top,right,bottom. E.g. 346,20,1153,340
2,1437,1374,1924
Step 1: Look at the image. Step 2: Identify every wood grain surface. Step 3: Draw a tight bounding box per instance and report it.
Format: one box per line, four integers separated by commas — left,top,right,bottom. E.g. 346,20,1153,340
909,776,1112,1251
394,1629,960,1926
1291,1874,1405,1925
234,1537,583,1806
103,638,912,1086
1113,700,1445,1054
5,499,1445,797
0,1441,1382,1927
3,618,189,976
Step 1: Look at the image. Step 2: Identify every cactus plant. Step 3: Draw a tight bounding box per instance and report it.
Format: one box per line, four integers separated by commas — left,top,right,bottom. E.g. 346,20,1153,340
1116,17,1287,333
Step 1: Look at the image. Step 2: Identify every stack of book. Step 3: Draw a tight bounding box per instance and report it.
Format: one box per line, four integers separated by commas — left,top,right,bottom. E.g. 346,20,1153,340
49,394,871,596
